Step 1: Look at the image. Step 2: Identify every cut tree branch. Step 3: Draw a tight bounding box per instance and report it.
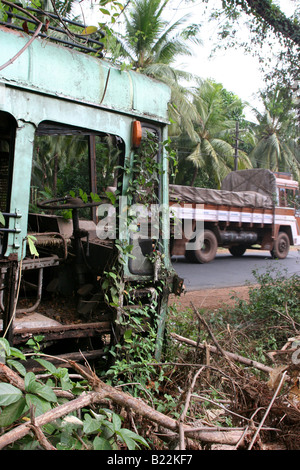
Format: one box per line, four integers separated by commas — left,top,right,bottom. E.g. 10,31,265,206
171,332,274,374
0,21,43,72
0,362,74,399
0,360,249,450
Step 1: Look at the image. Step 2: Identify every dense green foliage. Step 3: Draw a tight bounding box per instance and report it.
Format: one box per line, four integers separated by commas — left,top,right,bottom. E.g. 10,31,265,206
2,0,299,186
0,339,149,450
1,266,299,449
169,268,300,364
108,0,300,186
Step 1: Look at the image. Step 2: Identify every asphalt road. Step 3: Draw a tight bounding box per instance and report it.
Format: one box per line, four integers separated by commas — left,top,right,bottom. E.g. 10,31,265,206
172,249,300,291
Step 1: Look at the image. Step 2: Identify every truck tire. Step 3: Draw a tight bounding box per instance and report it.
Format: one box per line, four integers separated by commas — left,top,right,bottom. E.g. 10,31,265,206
229,245,247,257
271,232,290,259
185,230,218,263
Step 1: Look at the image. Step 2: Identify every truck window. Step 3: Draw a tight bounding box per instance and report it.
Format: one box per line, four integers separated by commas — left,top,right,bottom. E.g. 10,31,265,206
286,188,296,208
279,187,287,207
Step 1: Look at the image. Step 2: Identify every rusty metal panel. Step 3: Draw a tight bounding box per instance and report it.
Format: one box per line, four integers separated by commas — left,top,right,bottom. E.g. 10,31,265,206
0,26,171,123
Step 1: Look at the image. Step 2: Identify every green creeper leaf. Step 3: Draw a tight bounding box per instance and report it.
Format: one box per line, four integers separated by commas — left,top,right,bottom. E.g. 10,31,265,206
24,372,57,403
27,235,39,257
7,359,27,377
0,397,26,427
117,430,136,450
33,382,57,402
112,412,122,432
0,383,23,406
34,358,58,375
117,428,149,449
57,369,73,391
100,8,110,15
101,421,114,440
124,329,132,342
105,191,116,205
24,372,36,390
81,26,98,35
114,3,124,10
25,393,52,416
83,414,103,435
93,436,112,450
0,337,11,358
90,192,101,202
8,346,26,361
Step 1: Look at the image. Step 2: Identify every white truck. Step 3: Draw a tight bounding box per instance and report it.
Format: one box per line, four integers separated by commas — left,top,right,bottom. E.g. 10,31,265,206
170,169,300,263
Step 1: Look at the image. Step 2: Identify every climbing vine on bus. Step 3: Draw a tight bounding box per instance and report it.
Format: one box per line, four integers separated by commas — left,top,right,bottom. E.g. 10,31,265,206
99,134,172,381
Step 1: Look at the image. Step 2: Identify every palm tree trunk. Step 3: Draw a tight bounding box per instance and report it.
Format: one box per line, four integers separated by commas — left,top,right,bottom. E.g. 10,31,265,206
53,152,58,196
190,167,198,186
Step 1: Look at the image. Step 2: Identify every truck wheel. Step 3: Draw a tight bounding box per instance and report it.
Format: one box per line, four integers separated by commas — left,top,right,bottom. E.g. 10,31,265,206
229,245,247,257
271,232,290,259
186,230,218,263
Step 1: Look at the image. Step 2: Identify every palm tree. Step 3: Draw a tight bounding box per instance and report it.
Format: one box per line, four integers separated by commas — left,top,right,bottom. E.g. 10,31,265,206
187,80,252,187
249,89,300,181
31,134,89,197
113,0,201,139
115,0,200,70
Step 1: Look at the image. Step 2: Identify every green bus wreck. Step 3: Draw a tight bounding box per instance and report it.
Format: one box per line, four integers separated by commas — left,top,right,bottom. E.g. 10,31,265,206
0,10,182,365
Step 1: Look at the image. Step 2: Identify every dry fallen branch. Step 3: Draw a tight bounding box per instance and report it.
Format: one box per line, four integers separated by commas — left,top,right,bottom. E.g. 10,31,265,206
0,362,26,391
0,20,43,72
28,405,57,451
171,332,274,375
0,389,99,450
68,361,249,446
0,359,250,450
178,366,206,450
271,305,300,334
248,370,288,450
191,302,239,372
0,362,74,399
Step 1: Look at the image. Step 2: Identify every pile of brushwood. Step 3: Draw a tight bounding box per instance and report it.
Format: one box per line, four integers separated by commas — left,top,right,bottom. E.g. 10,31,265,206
0,268,299,450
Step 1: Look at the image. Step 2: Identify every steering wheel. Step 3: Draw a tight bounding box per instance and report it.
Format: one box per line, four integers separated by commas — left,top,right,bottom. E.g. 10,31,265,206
37,196,102,211
37,196,104,271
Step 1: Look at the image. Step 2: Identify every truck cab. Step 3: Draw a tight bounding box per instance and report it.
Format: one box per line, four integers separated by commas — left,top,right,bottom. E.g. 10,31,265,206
274,172,300,210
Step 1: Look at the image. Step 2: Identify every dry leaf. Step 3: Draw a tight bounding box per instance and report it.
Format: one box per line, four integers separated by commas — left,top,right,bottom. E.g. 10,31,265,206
267,365,288,390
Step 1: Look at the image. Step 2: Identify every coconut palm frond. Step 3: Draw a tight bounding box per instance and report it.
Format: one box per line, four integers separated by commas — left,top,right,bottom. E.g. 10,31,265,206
279,142,300,179
184,79,250,186
237,150,252,170
210,138,234,161
249,87,299,180
187,142,204,167
111,0,202,139
154,38,193,64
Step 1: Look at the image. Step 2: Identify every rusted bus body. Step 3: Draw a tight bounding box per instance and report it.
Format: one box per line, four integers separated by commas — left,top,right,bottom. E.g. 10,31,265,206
170,169,300,263
0,14,180,362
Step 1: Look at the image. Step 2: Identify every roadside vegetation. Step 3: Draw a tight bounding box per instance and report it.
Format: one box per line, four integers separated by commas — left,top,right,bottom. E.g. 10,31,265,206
0,0,299,451
1,0,299,192
1,266,299,450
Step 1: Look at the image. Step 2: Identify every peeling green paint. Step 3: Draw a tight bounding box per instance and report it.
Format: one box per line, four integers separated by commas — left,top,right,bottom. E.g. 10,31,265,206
0,27,170,122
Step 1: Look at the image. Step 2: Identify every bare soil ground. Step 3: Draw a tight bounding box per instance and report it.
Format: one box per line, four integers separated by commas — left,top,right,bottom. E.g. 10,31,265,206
169,285,252,311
